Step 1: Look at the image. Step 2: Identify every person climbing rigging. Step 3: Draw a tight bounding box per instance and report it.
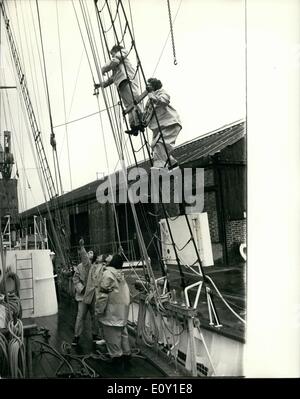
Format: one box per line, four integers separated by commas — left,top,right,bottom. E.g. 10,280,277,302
141,77,182,169
95,45,144,136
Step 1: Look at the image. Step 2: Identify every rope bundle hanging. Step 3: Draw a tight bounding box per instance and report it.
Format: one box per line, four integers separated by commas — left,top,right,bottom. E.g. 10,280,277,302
8,319,26,378
0,249,25,378
0,331,9,376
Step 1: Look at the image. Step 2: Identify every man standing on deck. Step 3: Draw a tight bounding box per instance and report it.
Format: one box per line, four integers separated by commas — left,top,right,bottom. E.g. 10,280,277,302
82,253,112,347
72,239,98,346
95,253,131,366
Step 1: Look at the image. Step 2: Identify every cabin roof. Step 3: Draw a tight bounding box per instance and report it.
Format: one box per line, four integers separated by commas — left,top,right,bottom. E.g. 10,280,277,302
174,119,245,165
20,119,245,217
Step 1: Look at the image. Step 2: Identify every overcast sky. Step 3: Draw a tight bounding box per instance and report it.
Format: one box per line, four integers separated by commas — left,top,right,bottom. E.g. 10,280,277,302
1,0,245,210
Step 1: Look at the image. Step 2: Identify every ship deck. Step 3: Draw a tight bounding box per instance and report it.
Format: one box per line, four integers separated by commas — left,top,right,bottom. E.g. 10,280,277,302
21,263,245,378
24,297,168,378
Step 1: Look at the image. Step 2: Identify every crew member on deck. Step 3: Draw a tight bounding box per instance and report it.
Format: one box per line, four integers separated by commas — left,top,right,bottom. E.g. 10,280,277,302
142,77,182,169
83,253,112,346
72,239,98,346
95,253,131,365
95,45,144,136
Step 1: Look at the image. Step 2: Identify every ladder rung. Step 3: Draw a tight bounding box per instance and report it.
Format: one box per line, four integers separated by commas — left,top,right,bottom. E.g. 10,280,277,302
17,268,33,271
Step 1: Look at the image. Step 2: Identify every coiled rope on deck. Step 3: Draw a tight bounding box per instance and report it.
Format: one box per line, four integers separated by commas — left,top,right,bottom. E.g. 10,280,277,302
7,319,26,378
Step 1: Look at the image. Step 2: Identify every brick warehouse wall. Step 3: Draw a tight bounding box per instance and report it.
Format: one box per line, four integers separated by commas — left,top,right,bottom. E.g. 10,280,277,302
188,167,223,264
225,219,246,263
204,167,214,187
203,191,219,243
88,201,115,251
187,167,218,241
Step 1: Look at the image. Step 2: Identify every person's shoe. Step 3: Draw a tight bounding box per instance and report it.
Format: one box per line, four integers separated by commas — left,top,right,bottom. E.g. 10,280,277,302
95,339,106,346
71,336,79,346
125,128,139,136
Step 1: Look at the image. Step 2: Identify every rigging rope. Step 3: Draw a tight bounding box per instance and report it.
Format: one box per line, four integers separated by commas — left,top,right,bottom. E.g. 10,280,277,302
95,94,121,246
36,0,63,196
79,0,102,78
28,0,49,136
102,0,120,34
71,0,96,83
166,0,178,65
93,2,125,157
93,0,186,290
89,0,239,331
53,104,117,129
0,245,26,378
2,87,48,242
12,0,26,78
152,0,182,75
55,0,73,191
19,0,44,137
86,23,161,301
7,57,66,260
8,319,26,378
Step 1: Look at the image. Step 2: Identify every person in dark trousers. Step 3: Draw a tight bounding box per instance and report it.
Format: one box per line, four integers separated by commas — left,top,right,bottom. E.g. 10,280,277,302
142,77,182,169
50,251,60,303
72,239,97,346
95,45,144,135
95,253,131,365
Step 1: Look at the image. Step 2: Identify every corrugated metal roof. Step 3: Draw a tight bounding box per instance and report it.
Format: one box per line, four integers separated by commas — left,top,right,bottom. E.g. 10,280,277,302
20,119,245,216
